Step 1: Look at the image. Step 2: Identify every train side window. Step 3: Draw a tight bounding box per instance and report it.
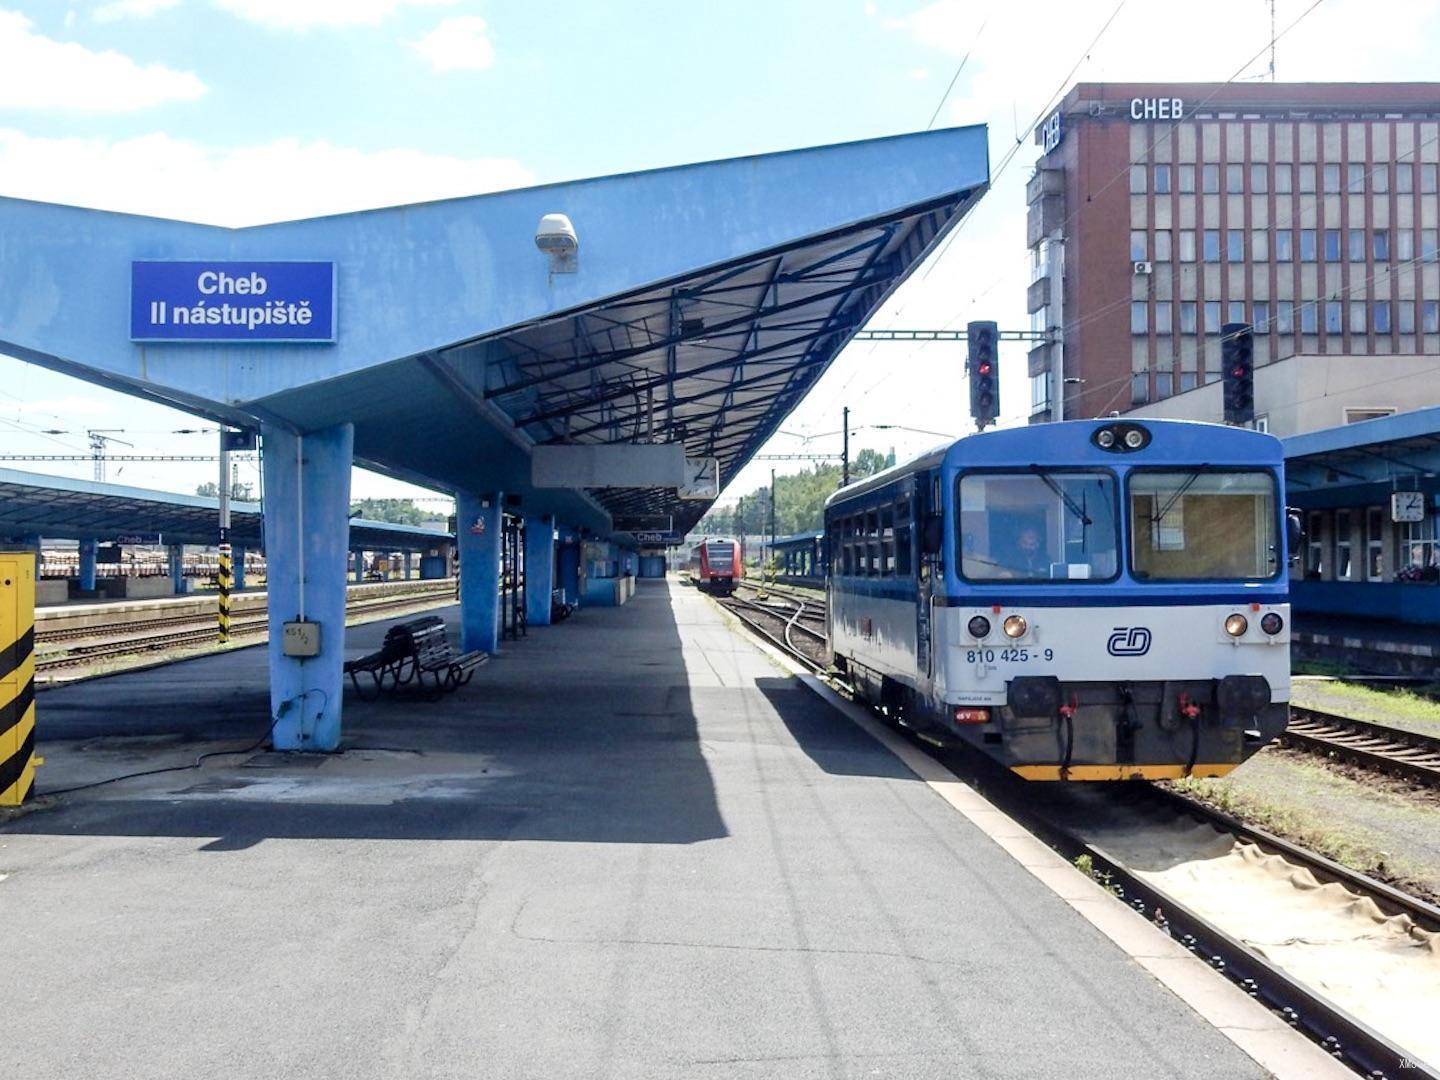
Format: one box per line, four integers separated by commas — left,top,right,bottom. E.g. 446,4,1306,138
896,525,913,576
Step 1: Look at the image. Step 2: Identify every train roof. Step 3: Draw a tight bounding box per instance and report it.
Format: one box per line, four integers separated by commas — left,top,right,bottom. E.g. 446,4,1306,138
824,418,1284,510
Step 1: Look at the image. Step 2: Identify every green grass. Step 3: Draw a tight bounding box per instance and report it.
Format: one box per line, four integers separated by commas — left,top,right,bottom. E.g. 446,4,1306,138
1291,678,1440,732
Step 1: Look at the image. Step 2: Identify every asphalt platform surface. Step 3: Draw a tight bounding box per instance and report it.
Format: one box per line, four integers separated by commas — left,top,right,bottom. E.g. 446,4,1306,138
0,580,1266,1079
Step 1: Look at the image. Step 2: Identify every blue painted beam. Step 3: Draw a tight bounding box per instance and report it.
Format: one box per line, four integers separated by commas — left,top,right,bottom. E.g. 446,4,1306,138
524,514,555,627
261,422,354,752
456,492,502,654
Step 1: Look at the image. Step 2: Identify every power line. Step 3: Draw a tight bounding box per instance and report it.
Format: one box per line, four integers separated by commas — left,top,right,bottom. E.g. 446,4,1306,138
926,14,989,130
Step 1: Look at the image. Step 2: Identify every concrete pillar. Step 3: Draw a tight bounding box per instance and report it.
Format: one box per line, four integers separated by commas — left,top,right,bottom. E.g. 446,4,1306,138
168,544,185,594
353,551,364,582
403,551,412,579
261,422,354,752
524,515,555,627
457,491,502,654
78,538,98,591
232,545,247,590
558,534,580,606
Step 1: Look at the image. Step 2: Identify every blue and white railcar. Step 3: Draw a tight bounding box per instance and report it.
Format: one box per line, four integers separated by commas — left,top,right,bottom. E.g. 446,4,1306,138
824,419,1291,780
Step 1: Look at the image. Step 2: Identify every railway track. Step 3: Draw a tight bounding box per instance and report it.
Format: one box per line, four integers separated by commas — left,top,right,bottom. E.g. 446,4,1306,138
714,590,1440,1078
1281,705,1440,787
36,584,457,673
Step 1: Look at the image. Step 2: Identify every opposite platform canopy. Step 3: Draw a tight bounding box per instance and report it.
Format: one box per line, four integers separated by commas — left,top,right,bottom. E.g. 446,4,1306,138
0,469,451,551
0,126,990,538
1284,405,1440,502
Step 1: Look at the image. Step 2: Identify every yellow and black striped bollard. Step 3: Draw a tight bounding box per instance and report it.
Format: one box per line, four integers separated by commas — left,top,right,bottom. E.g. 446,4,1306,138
0,552,39,805
217,542,232,644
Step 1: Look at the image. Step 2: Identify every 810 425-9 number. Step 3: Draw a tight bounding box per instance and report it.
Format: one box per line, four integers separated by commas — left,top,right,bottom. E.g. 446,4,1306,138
965,647,1055,663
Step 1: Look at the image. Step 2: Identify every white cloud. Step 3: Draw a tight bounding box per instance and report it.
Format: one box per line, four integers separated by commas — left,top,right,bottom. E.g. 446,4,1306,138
410,14,494,72
0,128,533,226
213,0,455,30
93,0,182,21
0,8,205,112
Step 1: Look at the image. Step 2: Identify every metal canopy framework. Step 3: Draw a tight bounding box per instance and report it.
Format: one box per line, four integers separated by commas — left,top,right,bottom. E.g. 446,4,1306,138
0,469,452,550
1284,407,1440,504
454,189,983,535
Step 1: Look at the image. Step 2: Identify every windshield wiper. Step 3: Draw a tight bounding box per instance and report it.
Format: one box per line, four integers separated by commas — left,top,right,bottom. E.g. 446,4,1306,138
1151,467,1208,523
1029,465,1092,526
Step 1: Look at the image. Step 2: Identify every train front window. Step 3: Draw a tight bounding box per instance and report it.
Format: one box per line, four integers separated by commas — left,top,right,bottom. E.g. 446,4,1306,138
1128,470,1279,580
958,471,1119,582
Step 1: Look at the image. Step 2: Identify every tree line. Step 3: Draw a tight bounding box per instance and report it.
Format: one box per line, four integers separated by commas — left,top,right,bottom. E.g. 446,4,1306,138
692,448,894,538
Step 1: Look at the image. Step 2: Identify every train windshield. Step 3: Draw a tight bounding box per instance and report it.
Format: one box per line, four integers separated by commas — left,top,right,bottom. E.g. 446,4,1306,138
1128,470,1279,580
958,470,1119,582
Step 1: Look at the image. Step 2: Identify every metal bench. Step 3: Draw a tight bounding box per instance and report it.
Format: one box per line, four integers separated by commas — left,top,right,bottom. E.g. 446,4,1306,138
344,615,486,700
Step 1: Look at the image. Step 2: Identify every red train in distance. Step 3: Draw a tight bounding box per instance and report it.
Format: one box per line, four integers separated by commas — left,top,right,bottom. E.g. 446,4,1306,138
688,537,742,595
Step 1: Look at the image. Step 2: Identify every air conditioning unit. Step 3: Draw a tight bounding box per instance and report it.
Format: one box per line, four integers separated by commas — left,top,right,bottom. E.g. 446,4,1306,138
1088,102,1105,117
1133,261,1153,275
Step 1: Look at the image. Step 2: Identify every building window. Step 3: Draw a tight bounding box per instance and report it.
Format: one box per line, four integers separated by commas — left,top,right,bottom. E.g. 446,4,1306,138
1334,509,1354,581
1398,230,1415,262
1275,230,1293,262
1131,302,1148,334
1397,163,1414,194
1301,301,1318,334
1228,300,1245,324
1323,229,1341,261
1275,164,1293,193
1130,164,1147,193
1349,301,1367,334
1131,373,1149,405
1154,229,1172,261
1250,163,1268,193
1375,300,1392,334
1179,230,1196,262
1423,164,1438,194
1424,229,1438,263
1226,229,1244,261
1254,415,1270,433
1275,300,1295,334
1347,163,1366,193
1180,301,1197,334
1154,164,1171,194
1155,301,1172,335
1399,300,1416,334
1203,229,1221,262
1425,301,1439,333
1030,306,1049,335
1374,164,1389,193
1305,512,1324,578
1374,229,1390,261
1030,373,1050,413
1178,165,1196,193
1348,229,1365,261
1300,229,1317,261
1251,229,1269,262
1180,371,1197,392
1156,371,1173,398
1399,514,1439,576
1202,164,1220,193
1130,230,1148,261
1226,163,1244,193
1299,164,1317,193
1204,301,1221,333
1323,163,1341,193
1325,301,1343,334
1254,301,1270,332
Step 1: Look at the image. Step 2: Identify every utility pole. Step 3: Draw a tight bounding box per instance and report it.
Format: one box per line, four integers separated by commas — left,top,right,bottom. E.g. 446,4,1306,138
769,468,777,562
216,429,232,643
841,406,850,487
86,429,133,482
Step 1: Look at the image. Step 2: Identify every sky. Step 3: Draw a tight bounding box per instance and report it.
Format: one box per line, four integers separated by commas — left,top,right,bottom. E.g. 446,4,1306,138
0,0,1437,512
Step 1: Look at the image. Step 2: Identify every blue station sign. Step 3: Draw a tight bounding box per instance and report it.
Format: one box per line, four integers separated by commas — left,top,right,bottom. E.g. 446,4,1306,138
130,261,335,343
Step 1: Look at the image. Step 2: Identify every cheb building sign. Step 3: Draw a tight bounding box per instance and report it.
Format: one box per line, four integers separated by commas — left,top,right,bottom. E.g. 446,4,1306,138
131,261,336,343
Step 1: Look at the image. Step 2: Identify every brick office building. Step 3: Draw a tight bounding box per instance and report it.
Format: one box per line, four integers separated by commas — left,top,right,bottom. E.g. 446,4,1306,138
1026,82,1440,430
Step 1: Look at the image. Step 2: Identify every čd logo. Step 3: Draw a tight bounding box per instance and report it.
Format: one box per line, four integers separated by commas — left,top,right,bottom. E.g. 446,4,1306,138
1107,626,1152,656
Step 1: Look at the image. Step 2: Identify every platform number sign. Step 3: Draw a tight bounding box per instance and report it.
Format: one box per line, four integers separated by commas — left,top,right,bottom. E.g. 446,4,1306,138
1391,491,1426,523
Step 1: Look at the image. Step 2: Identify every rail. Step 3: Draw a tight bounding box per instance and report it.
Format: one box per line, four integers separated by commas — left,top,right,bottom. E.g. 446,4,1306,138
1282,705,1440,787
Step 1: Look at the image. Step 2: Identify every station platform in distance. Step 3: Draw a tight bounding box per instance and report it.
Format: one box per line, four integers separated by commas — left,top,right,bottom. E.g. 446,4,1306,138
0,579,1312,1079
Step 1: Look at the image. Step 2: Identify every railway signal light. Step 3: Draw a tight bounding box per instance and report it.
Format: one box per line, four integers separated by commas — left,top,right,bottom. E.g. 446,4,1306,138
1221,322,1255,425
967,320,999,429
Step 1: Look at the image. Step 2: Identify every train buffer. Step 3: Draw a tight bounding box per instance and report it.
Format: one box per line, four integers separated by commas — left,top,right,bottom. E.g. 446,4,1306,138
344,615,487,701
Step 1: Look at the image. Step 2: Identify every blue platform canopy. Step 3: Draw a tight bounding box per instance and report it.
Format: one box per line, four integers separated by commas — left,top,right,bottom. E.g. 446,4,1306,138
0,125,989,535
0,468,450,551
1284,405,1440,506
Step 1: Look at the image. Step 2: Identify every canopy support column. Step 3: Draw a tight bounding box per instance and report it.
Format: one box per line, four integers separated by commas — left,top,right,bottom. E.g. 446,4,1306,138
524,514,554,627
457,492,502,654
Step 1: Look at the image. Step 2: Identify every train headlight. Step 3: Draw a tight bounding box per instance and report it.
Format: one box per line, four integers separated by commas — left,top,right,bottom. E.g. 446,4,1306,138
1260,612,1284,635
1123,428,1145,449
967,616,991,639
1003,614,1028,638
1096,429,1116,449
1224,613,1249,637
